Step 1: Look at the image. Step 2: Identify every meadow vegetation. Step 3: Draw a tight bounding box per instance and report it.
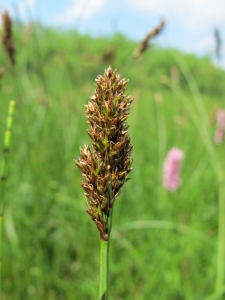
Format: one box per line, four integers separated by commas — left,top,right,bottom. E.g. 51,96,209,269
0,22,225,299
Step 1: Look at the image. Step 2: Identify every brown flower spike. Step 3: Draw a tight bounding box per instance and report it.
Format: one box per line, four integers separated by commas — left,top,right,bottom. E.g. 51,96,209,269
1,11,15,66
133,20,165,57
75,67,133,241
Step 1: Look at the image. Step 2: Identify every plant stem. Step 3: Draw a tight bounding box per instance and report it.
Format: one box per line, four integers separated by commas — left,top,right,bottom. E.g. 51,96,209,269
205,284,225,300
216,169,225,291
0,100,16,296
99,239,109,300
99,206,114,300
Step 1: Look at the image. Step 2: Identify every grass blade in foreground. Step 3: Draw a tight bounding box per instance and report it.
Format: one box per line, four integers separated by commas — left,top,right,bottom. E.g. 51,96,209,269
75,67,133,299
0,100,16,295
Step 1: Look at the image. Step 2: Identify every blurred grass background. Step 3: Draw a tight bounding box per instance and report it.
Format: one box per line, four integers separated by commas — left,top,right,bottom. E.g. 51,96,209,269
0,22,225,299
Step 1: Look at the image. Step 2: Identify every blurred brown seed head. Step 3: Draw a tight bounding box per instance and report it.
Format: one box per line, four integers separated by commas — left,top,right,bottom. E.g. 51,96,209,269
170,66,180,84
1,11,15,66
75,66,133,241
0,67,4,86
133,20,166,58
101,48,116,64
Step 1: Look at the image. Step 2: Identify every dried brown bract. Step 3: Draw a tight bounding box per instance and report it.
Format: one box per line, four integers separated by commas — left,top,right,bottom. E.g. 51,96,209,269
101,48,116,64
75,67,133,241
133,20,166,57
1,11,15,66
0,67,4,87
214,28,222,60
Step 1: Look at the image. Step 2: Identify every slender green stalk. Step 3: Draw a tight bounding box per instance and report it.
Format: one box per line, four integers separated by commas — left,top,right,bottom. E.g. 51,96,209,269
216,170,225,291
154,96,167,209
99,195,114,300
205,285,225,300
0,100,16,295
99,239,109,300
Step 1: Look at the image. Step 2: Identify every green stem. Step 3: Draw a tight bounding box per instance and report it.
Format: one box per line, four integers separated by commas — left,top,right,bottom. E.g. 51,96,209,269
99,239,109,300
0,100,16,296
216,170,225,291
99,205,114,300
205,285,225,300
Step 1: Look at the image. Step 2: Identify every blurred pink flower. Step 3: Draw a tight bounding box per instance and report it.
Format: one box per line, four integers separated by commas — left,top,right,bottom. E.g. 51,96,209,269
163,148,184,192
214,109,225,144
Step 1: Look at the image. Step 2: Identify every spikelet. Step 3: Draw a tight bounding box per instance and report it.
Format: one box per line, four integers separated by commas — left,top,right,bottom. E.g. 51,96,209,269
133,20,166,58
1,11,15,66
75,67,133,241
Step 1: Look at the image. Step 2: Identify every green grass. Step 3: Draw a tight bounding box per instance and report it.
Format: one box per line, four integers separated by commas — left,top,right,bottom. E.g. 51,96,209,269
0,23,225,299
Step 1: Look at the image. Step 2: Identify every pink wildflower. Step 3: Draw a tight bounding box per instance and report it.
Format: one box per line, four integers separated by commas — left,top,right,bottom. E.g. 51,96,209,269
163,148,184,192
214,109,225,144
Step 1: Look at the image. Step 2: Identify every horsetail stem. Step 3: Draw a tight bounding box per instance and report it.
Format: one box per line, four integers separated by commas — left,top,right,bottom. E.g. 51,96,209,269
0,100,16,295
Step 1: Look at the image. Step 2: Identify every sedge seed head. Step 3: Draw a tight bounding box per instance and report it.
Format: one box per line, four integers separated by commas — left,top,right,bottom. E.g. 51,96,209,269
75,66,133,241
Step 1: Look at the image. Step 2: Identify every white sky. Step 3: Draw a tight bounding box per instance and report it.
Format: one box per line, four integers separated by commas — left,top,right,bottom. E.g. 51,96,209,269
1,0,225,66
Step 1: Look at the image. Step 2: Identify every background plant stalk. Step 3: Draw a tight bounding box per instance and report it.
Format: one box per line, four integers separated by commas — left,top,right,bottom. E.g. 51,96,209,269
99,206,113,300
216,169,225,291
